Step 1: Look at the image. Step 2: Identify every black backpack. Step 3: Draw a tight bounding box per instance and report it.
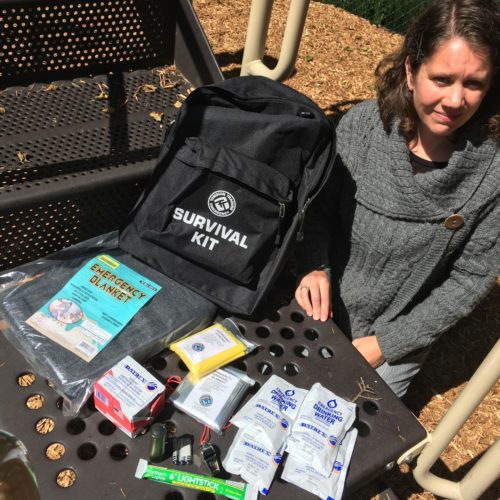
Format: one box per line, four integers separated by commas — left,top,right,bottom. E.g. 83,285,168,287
119,76,335,315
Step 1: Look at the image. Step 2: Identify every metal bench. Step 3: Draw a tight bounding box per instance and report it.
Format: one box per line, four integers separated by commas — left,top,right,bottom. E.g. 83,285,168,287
0,0,222,272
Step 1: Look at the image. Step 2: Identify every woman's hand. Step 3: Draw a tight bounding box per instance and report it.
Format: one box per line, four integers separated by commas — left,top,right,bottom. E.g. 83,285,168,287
352,336,385,368
295,270,332,321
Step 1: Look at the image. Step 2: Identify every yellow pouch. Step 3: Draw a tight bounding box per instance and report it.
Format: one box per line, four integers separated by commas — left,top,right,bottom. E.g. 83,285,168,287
169,318,257,380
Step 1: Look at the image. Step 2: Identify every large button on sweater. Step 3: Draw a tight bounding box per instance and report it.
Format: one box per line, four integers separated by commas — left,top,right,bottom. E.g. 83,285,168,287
444,214,465,230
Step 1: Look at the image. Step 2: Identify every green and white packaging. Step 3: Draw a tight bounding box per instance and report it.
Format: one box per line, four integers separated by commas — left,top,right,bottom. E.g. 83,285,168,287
135,459,259,500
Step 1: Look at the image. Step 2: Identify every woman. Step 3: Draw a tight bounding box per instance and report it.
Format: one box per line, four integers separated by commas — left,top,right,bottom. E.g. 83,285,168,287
295,0,500,397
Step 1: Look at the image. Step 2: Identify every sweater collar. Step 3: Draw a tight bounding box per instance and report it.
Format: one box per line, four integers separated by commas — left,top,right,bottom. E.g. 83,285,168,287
354,116,497,220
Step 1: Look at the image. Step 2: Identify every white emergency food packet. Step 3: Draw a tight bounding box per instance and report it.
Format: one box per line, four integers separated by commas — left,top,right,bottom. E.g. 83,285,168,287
223,425,284,495
230,374,308,451
281,428,358,500
170,366,255,433
286,383,356,475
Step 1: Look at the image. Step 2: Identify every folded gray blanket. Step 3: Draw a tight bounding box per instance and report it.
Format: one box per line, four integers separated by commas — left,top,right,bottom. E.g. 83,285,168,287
0,232,217,414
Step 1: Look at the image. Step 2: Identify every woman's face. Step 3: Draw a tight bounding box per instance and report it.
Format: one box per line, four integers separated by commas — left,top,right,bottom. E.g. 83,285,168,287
405,37,493,142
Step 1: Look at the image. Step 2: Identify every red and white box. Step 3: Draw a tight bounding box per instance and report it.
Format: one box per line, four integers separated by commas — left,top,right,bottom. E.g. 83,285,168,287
94,355,165,438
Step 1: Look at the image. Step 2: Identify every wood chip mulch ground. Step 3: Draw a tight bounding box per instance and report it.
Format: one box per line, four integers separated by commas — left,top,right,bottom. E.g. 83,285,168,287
193,1,500,498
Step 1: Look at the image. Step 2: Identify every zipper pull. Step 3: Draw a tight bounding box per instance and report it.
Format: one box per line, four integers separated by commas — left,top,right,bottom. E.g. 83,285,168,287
296,198,311,242
275,202,287,246
279,202,286,218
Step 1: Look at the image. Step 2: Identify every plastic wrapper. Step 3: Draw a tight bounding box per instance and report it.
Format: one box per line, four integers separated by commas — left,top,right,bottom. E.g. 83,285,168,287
170,366,255,433
169,318,258,380
135,459,260,500
0,232,217,415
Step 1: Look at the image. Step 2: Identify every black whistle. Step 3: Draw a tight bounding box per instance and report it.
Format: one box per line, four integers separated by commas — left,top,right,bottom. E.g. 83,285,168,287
200,443,222,476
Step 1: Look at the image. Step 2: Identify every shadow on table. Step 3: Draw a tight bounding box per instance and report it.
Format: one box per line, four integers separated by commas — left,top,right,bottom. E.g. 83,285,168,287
239,265,297,323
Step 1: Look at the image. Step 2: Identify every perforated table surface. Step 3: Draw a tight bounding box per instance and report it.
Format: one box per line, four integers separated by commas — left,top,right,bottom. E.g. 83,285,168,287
0,292,426,500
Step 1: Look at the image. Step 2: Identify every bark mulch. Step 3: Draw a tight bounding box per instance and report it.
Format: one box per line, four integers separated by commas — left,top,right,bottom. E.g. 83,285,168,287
193,1,500,498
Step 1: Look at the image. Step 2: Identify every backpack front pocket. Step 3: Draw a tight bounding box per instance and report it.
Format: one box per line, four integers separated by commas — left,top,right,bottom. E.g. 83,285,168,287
141,138,293,285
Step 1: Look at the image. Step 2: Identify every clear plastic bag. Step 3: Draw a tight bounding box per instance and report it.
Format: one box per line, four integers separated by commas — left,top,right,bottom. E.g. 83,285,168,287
169,318,258,380
0,232,217,415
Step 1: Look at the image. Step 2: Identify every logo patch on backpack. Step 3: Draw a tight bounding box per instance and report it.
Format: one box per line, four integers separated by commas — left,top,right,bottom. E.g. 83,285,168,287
208,190,236,217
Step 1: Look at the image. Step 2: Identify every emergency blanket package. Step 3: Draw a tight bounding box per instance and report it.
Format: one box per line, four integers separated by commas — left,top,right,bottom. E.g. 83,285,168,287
170,367,255,433
25,253,161,362
170,318,257,380
0,232,217,415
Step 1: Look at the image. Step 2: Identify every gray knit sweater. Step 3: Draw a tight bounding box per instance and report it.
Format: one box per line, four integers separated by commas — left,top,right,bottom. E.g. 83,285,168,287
298,100,500,363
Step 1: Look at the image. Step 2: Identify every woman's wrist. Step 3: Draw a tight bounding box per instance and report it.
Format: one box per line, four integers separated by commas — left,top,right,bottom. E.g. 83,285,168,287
352,336,385,368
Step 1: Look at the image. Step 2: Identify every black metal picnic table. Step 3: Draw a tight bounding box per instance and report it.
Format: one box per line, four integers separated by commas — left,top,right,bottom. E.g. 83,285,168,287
0,279,427,499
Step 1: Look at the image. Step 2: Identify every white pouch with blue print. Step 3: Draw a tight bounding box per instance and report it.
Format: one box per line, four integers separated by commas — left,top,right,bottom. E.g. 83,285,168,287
230,374,308,451
222,424,284,495
286,382,356,475
281,427,358,499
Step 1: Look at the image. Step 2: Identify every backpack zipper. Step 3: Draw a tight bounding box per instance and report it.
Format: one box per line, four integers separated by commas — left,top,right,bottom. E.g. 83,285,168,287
296,137,337,242
275,201,287,245
279,201,286,218
296,198,311,242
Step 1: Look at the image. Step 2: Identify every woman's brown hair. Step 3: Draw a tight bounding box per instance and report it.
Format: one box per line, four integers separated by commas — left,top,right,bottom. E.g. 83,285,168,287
375,0,500,144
